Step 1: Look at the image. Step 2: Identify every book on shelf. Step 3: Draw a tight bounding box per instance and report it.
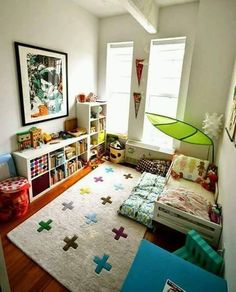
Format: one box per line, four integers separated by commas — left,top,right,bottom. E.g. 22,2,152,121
65,146,76,159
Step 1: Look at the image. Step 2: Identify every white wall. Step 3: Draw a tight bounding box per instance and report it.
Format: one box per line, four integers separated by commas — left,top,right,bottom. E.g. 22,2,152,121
179,0,236,160
0,0,98,153
217,59,236,292
98,2,199,139
184,0,236,128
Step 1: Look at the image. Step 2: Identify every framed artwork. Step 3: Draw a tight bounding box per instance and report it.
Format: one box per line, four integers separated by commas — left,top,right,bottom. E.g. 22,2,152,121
225,85,236,141
15,42,68,126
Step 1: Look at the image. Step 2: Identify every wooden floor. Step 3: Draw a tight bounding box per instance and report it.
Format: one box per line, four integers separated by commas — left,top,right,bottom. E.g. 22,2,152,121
0,165,185,292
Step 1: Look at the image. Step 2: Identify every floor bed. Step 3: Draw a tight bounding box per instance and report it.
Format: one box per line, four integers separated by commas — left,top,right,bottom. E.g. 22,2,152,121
153,176,222,248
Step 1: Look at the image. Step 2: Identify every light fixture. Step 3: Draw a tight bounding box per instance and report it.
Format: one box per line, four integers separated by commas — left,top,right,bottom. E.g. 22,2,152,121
202,113,224,140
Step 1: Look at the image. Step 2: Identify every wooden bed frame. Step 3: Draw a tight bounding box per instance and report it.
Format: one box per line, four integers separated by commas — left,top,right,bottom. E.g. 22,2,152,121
153,201,222,248
152,164,222,248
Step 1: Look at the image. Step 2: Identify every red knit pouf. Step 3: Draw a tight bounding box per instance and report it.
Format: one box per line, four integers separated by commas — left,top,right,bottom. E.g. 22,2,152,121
0,177,30,222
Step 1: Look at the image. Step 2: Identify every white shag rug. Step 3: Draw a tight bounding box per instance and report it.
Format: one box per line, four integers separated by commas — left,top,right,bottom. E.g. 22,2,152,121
8,162,146,292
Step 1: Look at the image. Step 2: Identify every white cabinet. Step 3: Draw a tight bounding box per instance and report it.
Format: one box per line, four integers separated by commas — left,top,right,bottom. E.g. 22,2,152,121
77,102,107,159
13,135,88,202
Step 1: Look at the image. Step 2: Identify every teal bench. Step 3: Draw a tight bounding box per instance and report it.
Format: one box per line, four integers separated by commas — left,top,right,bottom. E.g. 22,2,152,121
174,229,224,275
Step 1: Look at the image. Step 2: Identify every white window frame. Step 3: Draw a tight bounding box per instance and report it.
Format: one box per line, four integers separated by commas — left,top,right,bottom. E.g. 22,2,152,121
105,41,134,136
143,37,186,151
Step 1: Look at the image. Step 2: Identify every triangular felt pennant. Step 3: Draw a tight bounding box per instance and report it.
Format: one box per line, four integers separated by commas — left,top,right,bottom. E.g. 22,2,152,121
133,92,142,118
136,59,144,86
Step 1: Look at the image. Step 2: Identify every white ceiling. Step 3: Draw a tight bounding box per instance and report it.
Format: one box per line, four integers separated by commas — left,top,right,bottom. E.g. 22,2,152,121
72,0,198,18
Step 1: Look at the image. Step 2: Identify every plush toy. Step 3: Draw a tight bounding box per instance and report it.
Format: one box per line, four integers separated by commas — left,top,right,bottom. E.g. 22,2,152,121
170,169,183,180
201,169,218,192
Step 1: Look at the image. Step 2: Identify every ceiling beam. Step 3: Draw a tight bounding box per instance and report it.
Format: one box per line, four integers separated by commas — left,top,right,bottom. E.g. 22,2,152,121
120,0,158,34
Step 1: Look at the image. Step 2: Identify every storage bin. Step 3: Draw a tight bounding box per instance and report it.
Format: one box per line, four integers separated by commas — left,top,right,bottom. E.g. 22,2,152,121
110,146,125,164
0,177,30,222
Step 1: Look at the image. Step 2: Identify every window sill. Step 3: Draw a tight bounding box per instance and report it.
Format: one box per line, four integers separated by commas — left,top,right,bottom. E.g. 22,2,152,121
107,132,128,140
126,139,175,156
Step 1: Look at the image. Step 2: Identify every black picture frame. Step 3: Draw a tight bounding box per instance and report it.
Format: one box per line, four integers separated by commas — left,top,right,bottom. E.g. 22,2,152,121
15,42,68,126
225,85,236,142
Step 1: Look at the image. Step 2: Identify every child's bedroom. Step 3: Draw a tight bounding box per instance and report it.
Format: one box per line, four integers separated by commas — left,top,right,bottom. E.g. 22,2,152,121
0,0,235,291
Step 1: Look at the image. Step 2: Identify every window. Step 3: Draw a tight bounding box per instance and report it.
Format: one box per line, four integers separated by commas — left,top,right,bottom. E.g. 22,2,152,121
106,42,133,135
143,37,186,149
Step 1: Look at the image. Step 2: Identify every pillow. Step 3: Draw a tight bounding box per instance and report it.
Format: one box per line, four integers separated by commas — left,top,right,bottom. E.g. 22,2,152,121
136,158,171,177
171,154,209,182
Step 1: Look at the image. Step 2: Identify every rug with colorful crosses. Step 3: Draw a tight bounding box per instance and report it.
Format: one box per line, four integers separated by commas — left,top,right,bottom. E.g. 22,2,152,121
7,162,145,291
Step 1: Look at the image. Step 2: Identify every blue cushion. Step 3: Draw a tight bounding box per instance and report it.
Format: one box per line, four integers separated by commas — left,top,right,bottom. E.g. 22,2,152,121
0,153,17,181
121,240,227,292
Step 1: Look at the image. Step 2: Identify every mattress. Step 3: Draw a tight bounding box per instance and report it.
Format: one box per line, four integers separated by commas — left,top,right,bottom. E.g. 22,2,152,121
118,172,166,228
165,176,215,204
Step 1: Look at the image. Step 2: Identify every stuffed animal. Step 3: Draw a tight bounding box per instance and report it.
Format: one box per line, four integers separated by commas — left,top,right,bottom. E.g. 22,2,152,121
201,169,218,192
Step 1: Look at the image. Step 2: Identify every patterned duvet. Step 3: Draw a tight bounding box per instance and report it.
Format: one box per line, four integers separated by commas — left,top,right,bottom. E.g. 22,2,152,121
118,172,166,228
158,187,210,221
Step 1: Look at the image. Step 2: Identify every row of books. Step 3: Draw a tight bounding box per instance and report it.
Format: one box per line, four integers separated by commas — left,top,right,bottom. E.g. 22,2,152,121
50,158,85,185
50,167,65,185
50,150,64,168
77,139,87,155
67,160,77,176
65,145,76,160
50,142,87,168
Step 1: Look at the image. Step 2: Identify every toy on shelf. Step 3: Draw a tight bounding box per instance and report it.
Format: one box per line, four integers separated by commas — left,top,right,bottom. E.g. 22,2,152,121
75,93,86,103
16,131,31,151
50,132,60,140
59,131,72,139
76,92,97,103
42,132,52,143
30,127,42,148
64,118,87,137
86,92,97,102
16,127,42,151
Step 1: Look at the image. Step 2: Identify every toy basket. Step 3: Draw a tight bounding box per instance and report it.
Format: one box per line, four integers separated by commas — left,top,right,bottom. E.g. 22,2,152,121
0,177,30,222
110,146,125,164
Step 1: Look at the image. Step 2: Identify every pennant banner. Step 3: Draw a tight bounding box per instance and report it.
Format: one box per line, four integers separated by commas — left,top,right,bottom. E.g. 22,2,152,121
136,59,144,86
133,92,142,118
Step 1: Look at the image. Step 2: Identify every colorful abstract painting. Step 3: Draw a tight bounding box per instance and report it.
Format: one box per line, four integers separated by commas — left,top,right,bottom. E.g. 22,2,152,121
15,42,68,125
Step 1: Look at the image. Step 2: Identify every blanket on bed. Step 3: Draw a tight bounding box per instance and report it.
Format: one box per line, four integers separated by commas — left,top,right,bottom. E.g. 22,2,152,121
118,172,166,228
158,187,210,221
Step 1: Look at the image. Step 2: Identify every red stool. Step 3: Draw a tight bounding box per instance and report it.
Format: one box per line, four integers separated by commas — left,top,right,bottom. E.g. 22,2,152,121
0,177,30,222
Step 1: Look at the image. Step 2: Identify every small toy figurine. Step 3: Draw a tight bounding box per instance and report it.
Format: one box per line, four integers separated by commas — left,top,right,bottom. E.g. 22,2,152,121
16,131,31,151
209,203,222,224
42,132,52,143
30,127,42,148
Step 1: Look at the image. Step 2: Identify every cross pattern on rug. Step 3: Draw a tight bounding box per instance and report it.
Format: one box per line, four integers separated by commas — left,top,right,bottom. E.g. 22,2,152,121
80,187,90,194
112,226,128,240
101,196,112,205
62,201,74,211
7,162,145,292
94,176,104,182
93,254,112,274
114,183,124,191
85,213,97,224
37,219,53,232
124,173,133,179
105,167,114,173
63,235,78,251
